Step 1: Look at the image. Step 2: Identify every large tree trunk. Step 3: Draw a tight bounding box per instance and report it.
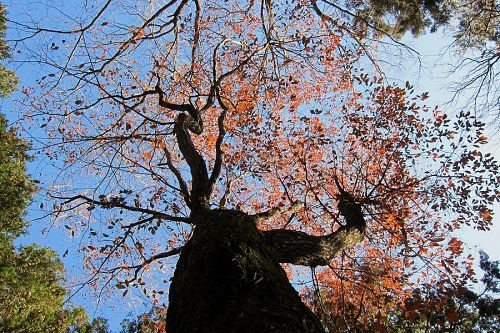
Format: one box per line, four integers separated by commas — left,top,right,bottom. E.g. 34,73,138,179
165,209,324,333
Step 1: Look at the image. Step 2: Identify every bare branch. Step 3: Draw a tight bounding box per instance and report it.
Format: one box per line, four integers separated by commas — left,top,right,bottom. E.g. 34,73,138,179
52,194,191,223
251,200,303,222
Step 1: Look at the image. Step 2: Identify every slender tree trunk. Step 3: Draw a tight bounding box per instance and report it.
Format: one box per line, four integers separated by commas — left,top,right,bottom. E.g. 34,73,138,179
165,209,324,333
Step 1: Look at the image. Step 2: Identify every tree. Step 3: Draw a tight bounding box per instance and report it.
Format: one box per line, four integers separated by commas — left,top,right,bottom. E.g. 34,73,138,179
306,250,500,332
0,5,87,332
0,242,88,332
10,1,498,332
0,113,34,243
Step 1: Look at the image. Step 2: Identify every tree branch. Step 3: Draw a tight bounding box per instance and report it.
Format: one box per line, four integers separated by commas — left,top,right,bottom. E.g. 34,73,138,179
155,75,209,211
52,194,190,223
208,89,229,189
161,147,191,206
262,193,365,266
121,246,184,285
251,200,302,222
174,113,210,211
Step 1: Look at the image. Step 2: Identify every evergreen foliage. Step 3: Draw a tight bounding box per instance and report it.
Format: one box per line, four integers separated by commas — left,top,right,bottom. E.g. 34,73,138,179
0,114,36,243
0,4,18,97
0,244,88,332
349,0,498,51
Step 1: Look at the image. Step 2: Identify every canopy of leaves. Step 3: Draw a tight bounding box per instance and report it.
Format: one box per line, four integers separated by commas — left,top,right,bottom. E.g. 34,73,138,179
0,244,88,332
348,0,451,38
68,317,111,333
452,0,498,50
0,4,33,242
9,0,498,329
323,0,498,49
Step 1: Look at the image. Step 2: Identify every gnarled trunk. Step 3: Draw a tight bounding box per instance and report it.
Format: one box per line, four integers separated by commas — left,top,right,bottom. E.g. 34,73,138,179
165,209,324,333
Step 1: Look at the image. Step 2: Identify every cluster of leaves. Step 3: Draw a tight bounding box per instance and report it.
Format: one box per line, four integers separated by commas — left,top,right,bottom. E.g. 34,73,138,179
68,317,111,333
0,114,36,241
0,242,88,332
306,251,499,332
452,0,498,51
349,0,451,37
333,0,498,51
67,308,166,333
0,4,17,97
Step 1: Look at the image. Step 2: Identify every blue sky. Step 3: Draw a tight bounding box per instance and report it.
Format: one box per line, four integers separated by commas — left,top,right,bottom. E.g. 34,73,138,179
1,1,498,331
389,33,499,262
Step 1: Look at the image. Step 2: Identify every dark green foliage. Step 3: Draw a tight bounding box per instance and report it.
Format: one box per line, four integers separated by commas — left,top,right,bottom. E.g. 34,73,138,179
0,244,88,332
0,4,18,97
352,0,451,38
343,0,498,52
479,250,499,293
453,0,498,50
0,114,36,243
0,3,32,243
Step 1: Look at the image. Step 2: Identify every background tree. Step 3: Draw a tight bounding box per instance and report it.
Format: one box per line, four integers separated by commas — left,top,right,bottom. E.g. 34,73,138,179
8,0,498,332
120,307,166,333
0,4,88,332
306,250,499,332
0,241,88,332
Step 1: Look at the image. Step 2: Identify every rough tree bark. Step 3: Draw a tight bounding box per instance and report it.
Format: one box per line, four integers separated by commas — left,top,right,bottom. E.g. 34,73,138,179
157,91,367,332
166,209,324,332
